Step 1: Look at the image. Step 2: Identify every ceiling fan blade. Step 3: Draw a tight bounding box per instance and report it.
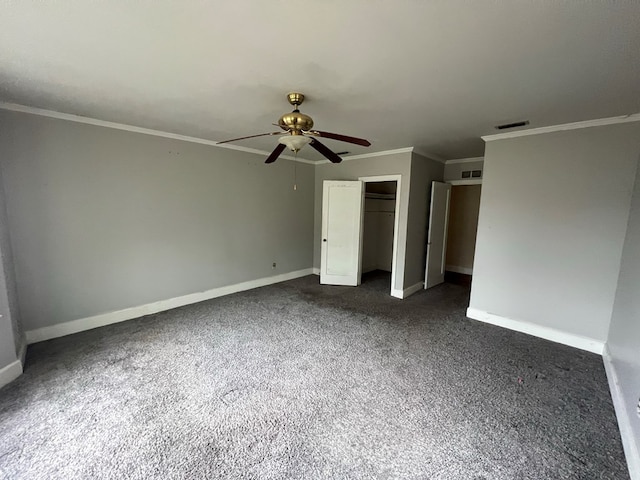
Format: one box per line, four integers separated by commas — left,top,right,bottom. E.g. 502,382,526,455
265,143,287,164
217,132,282,144
309,130,371,147
310,139,343,163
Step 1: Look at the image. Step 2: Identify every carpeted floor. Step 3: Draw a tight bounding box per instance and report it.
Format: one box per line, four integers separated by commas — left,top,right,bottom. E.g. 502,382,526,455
0,272,629,479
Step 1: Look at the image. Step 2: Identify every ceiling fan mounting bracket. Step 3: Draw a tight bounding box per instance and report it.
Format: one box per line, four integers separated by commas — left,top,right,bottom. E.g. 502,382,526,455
286,92,305,107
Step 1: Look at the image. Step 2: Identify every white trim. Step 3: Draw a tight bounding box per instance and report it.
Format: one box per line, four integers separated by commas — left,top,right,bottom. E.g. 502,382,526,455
0,102,317,165
0,103,446,166
358,175,402,182
359,175,402,298
445,265,473,275
316,147,414,164
465,308,604,355
403,282,424,299
26,268,314,344
482,113,640,142
391,288,403,299
312,267,320,275
447,179,482,186
0,360,22,389
411,148,447,164
0,103,453,167
317,145,446,165
445,156,484,165
391,281,423,299
603,346,640,480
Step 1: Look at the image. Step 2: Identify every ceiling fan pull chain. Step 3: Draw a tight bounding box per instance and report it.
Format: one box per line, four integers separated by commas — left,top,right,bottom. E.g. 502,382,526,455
293,153,298,190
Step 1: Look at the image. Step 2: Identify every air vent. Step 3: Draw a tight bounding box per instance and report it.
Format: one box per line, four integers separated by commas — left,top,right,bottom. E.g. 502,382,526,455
462,170,482,179
495,120,530,130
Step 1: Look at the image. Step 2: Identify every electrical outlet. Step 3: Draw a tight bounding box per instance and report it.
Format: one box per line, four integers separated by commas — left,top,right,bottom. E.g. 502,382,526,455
272,262,276,269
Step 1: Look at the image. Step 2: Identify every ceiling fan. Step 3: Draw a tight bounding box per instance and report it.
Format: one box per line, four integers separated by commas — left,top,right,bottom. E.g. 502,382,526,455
217,93,371,164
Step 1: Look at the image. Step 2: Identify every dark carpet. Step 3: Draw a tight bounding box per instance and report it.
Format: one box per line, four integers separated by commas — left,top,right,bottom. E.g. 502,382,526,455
0,272,629,479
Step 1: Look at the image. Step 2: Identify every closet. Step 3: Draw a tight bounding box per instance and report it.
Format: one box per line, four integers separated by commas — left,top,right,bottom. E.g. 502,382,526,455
362,181,397,274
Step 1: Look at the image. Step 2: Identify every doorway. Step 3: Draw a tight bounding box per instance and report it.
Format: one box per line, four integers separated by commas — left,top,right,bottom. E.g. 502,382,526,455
444,184,482,285
359,175,401,296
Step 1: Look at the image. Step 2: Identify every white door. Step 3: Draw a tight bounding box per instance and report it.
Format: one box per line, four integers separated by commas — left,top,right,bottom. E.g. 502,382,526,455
320,180,364,286
424,181,452,289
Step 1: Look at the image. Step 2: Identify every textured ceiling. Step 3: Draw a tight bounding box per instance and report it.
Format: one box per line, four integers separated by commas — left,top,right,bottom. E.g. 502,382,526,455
1,1,639,161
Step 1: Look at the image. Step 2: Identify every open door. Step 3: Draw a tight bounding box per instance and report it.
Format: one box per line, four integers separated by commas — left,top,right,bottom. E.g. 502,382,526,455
424,181,452,289
320,180,364,286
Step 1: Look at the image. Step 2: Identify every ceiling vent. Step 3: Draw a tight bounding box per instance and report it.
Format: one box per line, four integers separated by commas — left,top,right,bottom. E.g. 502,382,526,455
462,170,482,179
495,120,529,130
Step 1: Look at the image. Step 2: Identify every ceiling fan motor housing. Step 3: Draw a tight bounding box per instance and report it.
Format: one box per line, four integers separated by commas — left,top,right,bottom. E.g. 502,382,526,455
278,111,314,132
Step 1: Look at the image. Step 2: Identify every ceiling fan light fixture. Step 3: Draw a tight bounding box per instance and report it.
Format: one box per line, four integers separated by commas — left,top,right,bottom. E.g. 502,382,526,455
279,135,312,152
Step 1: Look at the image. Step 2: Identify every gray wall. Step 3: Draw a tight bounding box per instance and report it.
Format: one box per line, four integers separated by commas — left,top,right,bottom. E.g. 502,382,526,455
470,123,640,343
0,292,17,368
0,110,315,332
405,152,444,288
0,159,21,368
313,152,412,290
444,159,483,182
0,156,25,369
607,155,640,469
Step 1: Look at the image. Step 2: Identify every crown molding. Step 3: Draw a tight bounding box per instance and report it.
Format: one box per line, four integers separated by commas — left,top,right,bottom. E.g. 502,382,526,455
315,146,447,165
482,113,640,142
445,156,484,165
411,147,447,164
315,147,415,165
0,102,317,165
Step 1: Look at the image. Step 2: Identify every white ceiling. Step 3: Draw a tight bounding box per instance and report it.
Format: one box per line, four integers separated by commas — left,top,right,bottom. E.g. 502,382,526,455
1,2,639,161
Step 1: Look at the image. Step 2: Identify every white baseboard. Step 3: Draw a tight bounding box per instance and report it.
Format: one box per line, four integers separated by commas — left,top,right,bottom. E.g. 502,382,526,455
391,282,423,299
445,265,473,275
603,346,640,480
0,360,23,389
465,308,604,355
403,282,424,299
312,267,320,275
26,268,314,344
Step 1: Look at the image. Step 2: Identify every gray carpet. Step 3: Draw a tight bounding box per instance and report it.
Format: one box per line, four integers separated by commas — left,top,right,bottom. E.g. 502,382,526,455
0,272,629,479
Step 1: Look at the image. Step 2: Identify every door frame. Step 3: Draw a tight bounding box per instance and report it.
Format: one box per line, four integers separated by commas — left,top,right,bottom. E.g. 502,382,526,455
446,178,482,186
358,175,402,297
444,179,482,276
